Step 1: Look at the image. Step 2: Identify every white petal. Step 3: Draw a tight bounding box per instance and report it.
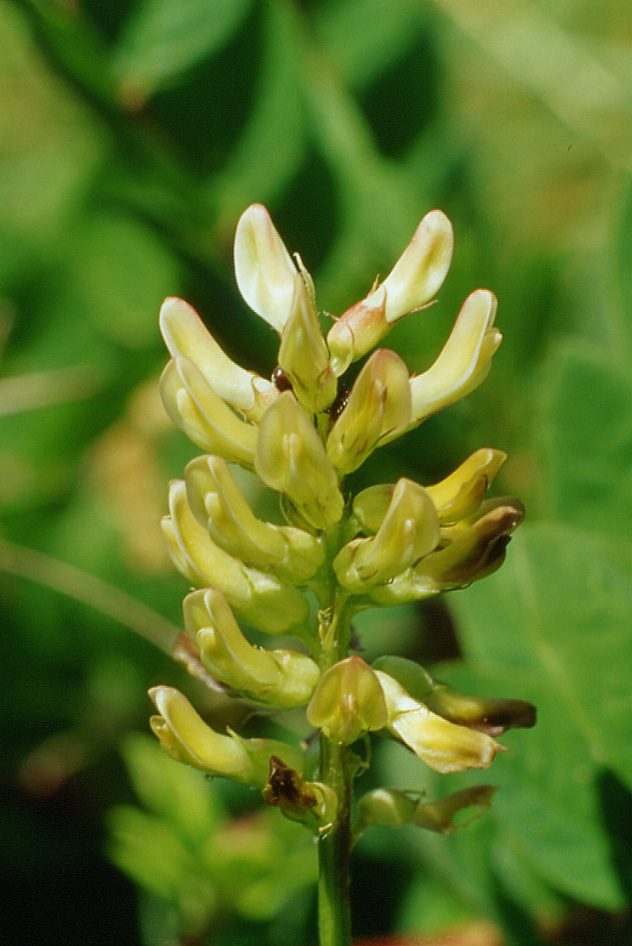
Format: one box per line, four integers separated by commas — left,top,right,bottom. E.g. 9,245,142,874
234,204,298,333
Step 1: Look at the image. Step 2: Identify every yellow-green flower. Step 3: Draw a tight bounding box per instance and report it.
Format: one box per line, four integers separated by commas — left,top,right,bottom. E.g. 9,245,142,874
152,202,532,848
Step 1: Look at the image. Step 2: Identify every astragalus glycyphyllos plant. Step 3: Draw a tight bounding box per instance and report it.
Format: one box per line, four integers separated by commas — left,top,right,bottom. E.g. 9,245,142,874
151,204,535,946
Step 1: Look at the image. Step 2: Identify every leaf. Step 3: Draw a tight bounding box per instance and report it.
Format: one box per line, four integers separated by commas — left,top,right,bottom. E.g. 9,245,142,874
113,0,254,94
209,0,305,215
448,522,632,907
616,178,632,357
72,211,180,348
121,733,223,843
539,340,632,543
316,0,425,90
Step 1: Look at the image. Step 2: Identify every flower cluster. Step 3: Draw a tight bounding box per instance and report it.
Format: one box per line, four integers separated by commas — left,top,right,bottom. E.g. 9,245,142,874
151,204,534,838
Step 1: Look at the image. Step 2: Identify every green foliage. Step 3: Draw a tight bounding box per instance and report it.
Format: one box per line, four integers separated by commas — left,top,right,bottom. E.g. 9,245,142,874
108,734,316,943
113,0,255,94
2,0,632,943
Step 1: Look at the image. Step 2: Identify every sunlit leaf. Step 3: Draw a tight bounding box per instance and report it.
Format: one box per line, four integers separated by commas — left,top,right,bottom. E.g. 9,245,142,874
450,523,632,907
539,341,632,543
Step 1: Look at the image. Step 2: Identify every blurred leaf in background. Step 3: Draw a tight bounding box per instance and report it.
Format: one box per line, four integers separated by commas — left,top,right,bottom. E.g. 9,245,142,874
1,0,632,943
108,734,315,945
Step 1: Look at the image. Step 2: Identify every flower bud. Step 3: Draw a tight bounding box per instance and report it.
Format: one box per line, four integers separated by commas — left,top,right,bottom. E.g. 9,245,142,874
425,448,506,524
234,204,298,333
333,479,440,591
185,454,324,584
374,670,502,773
162,480,309,634
278,270,337,413
326,349,411,475
373,655,536,736
159,297,277,421
160,356,257,466
185,589,320,709
255,391,344,531
327,211,454,374
353,785,496,840
408,290,501,427
306,656,387,745
263,755,338,834
149,685,304,787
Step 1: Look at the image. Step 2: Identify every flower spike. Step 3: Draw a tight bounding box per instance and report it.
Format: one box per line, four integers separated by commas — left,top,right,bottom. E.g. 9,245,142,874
154,202,532,884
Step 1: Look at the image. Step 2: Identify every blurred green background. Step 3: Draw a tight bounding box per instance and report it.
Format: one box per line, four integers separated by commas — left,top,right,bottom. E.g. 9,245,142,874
2,0,632,944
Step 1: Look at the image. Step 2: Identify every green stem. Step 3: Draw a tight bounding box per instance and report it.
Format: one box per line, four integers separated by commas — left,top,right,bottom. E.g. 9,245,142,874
318,734,352,946
316,584,354,946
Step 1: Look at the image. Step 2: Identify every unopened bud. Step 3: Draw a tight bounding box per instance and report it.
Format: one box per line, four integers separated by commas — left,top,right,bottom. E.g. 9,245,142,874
278,270,337,413
307,656,388,745
326,349,411,475
255,391,344,530
149,685,304,787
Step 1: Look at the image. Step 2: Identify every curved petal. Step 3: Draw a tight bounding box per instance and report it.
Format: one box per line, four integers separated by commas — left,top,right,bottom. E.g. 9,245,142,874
234,204,298,333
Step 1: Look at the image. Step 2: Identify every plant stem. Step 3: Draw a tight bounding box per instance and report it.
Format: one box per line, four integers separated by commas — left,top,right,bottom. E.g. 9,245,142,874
316,584,353,946
318,733,352,946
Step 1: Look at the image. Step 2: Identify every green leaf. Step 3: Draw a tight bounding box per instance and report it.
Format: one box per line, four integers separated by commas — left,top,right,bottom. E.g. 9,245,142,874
121,733,223,843
614,157,632,358
113,0,254,94
540,341,632,540
449,522,632,907
494,768,622,909
107,805,194,898
316,0,425,89
72,211,180,349
209,0,305,214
